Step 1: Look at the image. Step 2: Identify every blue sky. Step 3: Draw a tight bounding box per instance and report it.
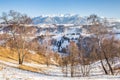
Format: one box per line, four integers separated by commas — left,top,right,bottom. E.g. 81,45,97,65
0,0,120,18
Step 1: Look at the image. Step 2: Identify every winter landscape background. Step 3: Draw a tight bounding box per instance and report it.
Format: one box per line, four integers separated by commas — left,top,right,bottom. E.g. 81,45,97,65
0,0,120,80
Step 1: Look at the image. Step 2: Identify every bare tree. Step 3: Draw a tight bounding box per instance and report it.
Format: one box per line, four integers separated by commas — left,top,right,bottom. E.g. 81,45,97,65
40,29,52,67
0,10,32,64
87,14,116,75
78,36,93,77
68,41,79,77
61,54,69,77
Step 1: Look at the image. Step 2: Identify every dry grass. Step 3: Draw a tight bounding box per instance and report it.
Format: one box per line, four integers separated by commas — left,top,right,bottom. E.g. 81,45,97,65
18,65,40,73
0,47,18,60
114,67,120,70
0,46,46,64
0,46,52,74
0,66,3,71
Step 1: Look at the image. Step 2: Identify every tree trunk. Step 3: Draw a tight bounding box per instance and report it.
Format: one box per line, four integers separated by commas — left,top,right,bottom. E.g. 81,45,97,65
65,64,68,77
18,58,22,64
71,59,74,77
46,57,49,67
102,49,114,75
100,60,108,75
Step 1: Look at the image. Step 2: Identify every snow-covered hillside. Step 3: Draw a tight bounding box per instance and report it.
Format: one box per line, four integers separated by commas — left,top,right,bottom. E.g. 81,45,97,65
1,21,120,53
0,59,120,80
35,23,120,53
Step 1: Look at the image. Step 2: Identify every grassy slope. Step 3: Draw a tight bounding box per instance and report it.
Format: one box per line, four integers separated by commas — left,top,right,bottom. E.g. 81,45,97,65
0,46,48,73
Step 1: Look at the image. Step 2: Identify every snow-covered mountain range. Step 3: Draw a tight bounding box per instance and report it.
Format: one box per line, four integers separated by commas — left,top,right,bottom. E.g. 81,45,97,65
32,14,120,25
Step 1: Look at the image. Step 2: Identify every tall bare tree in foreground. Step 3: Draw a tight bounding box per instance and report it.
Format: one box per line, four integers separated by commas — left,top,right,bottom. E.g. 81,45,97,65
0,10,32,64
87,14,116,75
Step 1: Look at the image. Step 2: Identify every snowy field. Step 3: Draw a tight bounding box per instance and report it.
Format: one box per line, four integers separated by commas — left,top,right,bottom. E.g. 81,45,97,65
0,60,120,80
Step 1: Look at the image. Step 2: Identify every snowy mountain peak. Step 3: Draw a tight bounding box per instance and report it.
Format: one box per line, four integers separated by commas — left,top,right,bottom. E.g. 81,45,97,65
32,14,120,25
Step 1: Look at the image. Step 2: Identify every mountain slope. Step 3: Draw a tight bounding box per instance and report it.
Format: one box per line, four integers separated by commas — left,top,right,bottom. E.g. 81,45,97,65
32,14,120,25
